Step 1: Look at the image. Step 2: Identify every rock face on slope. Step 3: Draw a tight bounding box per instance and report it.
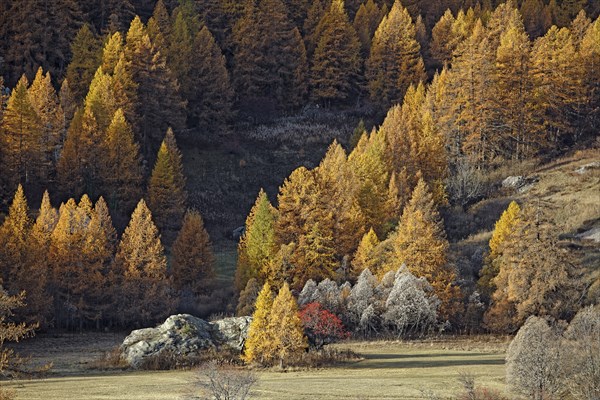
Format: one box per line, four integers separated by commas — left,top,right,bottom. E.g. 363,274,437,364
121,314,252,368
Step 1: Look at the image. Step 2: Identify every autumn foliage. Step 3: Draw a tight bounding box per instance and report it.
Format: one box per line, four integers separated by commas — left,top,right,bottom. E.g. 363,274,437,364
0,0,596,345
299,302,349,349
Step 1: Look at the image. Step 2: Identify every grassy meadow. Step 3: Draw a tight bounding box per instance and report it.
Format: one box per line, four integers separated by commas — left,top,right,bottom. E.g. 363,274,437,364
5,337,508,400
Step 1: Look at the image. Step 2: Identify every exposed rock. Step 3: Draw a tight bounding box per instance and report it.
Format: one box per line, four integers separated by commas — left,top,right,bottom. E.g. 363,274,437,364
502,175,538,193
232,225,245,241
575,161,600,174
121,314,251,368
211,316,252,351
502,176,524,188
576,227,600,243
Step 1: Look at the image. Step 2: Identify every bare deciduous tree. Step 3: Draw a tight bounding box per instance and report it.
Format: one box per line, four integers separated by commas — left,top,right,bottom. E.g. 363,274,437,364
506,316,564,400
562,305,600,400
189,361,257,400
446,159,486,209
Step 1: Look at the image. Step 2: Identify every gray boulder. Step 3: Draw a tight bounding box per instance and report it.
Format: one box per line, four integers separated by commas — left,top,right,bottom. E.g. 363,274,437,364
121,314,252,368
502,175,538,193
211,316,252,351
575,161,600,174
576,227,600,243
502,176,524,188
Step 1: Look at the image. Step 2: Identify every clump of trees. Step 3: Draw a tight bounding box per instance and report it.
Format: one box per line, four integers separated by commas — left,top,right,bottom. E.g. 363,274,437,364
243,283,307,367
0,0,596,349
0,176,215,329
298,267,439,338
483,203,583,333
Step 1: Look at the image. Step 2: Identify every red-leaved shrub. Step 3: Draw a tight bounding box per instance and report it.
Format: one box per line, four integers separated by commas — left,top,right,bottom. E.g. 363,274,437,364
299,302,349,350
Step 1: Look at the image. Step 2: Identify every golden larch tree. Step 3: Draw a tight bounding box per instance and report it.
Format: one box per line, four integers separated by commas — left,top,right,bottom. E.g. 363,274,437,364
0,185,32,288
580,17,600,133
111,53,138,129
191,26,234,135
447,20,496,167
485,206,582,333
289,219,338,290
65,24,102,103
232,0,307,111
236,278,260,317
23,190,56,326
59,78,77,124
316,141,366,260
28,67,65,181
0,186,50,325
531,26,584,146
493,15,541,160
57,107,103,198
430,9,456,67
0,76,42,189
347,129,393,238
101,32,124,75
274,166,321,247
310,0,361,106
147,128,187,245
266,283,307,367
351,228,380,277
391,179,460,320
303,0,327,58
84,67,116,133
100,108,143,216
171,209,215,295
243,282,274,364
366,0,426,110
49,196,106,329
353,0,383,58
115,199,175,327
379,83,448,205
123,16,186,159
478,201,521,296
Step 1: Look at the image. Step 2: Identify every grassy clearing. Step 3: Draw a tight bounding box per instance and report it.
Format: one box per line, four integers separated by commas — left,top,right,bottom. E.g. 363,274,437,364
5,338,508,400
213,245,238,285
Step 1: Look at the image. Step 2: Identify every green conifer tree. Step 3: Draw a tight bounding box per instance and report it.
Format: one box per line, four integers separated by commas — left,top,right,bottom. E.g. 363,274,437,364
235,190,277,291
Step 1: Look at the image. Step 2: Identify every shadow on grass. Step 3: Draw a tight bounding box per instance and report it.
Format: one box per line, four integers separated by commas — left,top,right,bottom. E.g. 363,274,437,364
361,352,497,360
347,353,504,370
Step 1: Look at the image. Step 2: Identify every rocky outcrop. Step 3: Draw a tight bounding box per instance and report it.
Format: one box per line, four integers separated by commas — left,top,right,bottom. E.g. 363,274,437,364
502,175,538,193
576,227,600,243
575,161,600,174
121,314,252,368
502,175,524,189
